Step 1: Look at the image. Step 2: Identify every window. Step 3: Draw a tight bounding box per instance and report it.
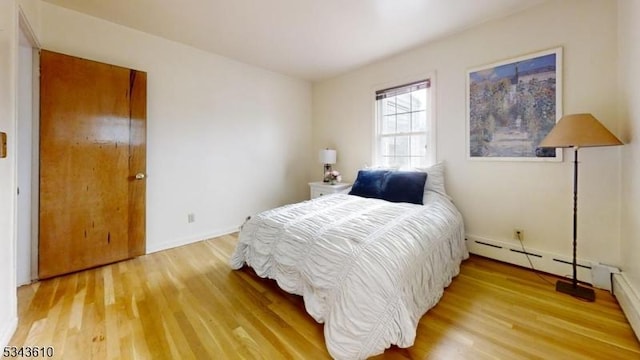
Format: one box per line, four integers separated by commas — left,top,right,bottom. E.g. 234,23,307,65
374,79,434,168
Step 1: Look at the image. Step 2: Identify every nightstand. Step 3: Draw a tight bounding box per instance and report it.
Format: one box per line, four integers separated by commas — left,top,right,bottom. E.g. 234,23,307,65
308,182,351,199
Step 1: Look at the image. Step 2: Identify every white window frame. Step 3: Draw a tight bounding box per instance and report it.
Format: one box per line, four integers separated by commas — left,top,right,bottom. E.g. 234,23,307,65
373,74,436,168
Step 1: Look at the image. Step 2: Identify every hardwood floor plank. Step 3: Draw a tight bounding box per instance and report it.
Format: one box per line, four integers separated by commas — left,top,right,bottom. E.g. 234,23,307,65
10,233,640,359
136,298,171,360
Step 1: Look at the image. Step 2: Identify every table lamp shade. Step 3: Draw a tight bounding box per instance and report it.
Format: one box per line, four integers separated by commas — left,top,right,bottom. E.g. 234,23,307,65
539,113,623,148
319,149,337,164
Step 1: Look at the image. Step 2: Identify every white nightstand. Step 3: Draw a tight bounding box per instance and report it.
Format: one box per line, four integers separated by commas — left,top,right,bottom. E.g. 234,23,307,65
308,182,351,199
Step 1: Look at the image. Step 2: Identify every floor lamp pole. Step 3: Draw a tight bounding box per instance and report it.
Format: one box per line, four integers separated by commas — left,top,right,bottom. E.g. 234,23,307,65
556,147,595,301
572,147,578,287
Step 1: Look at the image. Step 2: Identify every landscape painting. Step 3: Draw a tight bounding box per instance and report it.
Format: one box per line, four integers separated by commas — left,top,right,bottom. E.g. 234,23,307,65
467,48,562,161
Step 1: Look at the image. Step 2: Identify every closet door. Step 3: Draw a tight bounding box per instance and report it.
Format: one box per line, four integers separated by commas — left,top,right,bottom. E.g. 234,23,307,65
39,50,146,279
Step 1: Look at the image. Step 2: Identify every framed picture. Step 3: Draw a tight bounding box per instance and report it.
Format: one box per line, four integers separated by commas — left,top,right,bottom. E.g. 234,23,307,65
467,47,563,161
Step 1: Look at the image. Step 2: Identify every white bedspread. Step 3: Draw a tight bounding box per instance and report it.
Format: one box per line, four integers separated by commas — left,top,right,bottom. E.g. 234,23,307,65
229,193,468,359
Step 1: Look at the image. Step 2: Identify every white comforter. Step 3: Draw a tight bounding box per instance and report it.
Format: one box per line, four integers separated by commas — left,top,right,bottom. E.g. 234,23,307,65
229,193,468,359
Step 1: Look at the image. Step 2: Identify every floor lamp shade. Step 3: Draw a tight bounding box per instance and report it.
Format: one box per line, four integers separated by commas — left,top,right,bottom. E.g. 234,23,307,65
539,113,623,148
539,113,623,302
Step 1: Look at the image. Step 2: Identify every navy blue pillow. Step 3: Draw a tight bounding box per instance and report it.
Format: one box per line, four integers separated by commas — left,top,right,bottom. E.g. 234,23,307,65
348,170,390,199
380,171,428,205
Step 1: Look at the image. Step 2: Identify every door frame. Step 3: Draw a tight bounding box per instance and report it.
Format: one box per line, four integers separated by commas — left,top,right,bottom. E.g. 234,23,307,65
16,7,40,285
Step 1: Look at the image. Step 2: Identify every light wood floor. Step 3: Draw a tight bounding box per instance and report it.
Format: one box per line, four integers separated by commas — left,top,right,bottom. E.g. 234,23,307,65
10,233,640,359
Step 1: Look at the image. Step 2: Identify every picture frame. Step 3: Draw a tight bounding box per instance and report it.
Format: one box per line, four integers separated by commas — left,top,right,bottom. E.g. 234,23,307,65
467,47,563,161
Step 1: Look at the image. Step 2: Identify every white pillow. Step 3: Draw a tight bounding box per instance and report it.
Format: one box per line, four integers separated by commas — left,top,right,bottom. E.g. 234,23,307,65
415,162,450,199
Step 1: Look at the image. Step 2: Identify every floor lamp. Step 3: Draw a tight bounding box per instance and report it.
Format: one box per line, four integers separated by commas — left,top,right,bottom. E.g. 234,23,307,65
539,113,623,302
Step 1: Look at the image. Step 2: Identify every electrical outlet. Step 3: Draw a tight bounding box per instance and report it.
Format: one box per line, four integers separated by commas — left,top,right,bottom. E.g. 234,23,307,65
513,229,524,241
188,213,195,223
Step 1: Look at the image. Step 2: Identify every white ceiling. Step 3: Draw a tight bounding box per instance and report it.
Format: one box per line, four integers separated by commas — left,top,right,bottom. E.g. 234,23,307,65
42,0,547,81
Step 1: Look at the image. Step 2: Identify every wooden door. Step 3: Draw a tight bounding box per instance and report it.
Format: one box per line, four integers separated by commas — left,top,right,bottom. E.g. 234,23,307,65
39,50,147,279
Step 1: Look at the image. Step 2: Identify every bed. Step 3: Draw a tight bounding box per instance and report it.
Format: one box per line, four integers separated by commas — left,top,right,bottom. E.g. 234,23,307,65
229,166,468,359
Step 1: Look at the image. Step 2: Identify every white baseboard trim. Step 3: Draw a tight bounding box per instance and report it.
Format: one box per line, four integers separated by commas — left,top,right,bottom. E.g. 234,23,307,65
466,234,596,287
146,226,240,254
0,316,18,349
613,273,640,341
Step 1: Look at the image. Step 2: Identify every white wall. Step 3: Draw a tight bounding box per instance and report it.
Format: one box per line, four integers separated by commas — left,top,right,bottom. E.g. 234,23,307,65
39,2,313,253
619,0,640,296
313,0,622,266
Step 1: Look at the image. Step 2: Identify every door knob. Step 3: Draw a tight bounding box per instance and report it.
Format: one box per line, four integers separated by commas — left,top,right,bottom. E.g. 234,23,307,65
135,173,146,180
